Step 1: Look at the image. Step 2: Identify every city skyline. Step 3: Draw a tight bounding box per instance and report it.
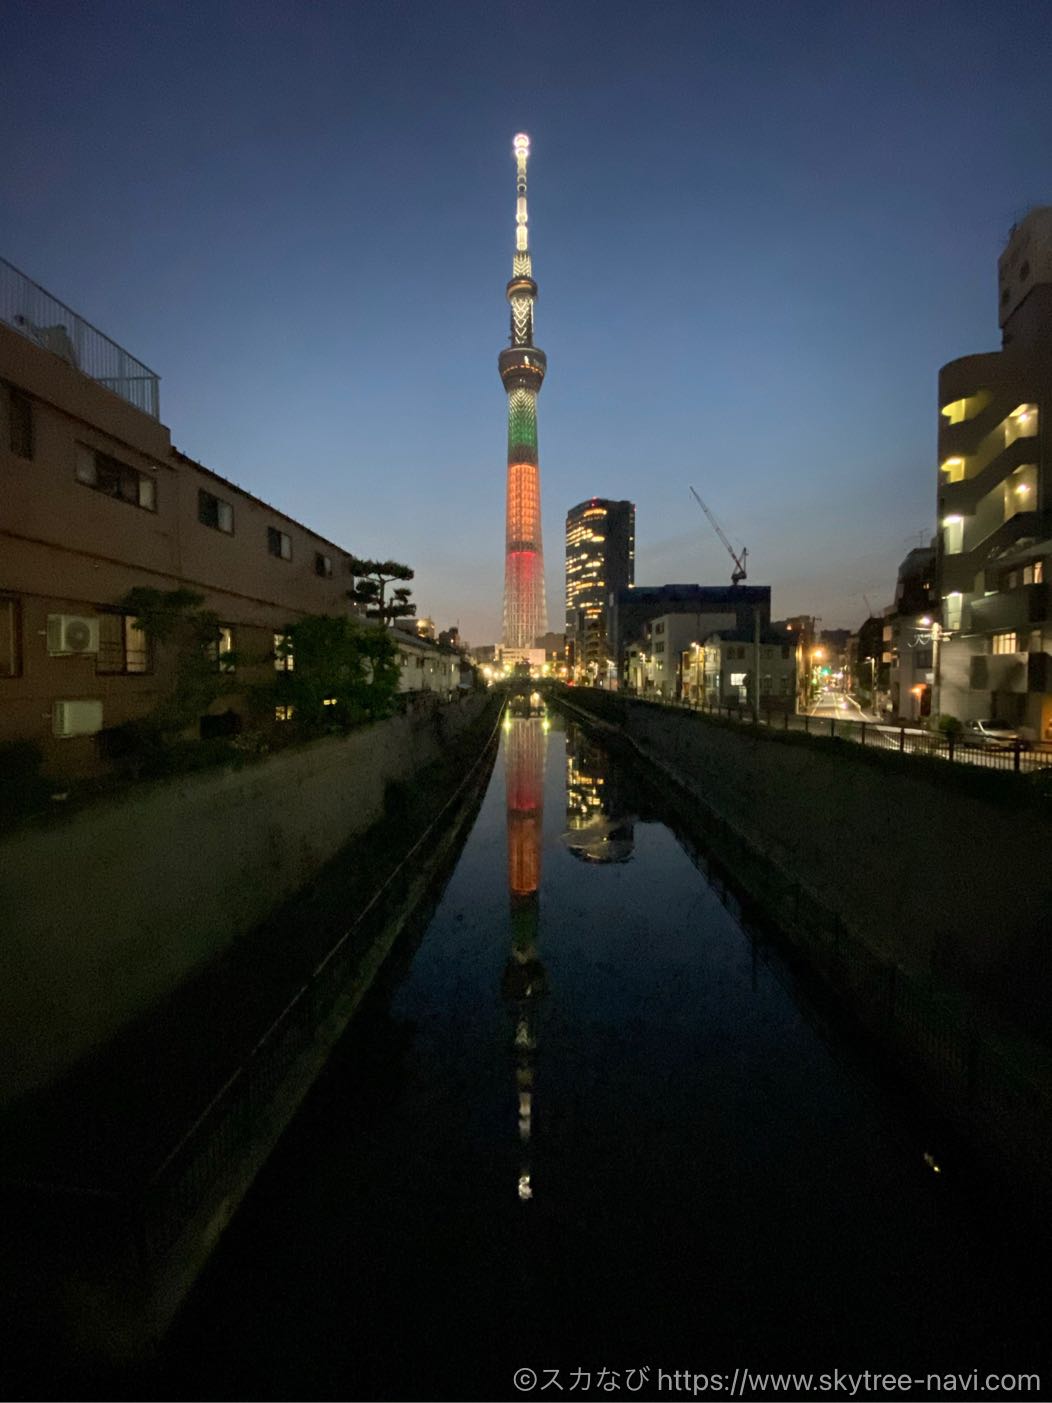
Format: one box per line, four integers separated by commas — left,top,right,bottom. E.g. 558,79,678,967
4,1,1052,643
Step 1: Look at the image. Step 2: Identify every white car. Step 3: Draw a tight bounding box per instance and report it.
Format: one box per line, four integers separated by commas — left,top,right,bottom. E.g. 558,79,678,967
962,719,1023,750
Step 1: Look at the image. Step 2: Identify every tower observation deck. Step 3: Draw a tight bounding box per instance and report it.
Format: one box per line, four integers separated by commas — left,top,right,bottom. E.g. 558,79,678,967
500,133,548,650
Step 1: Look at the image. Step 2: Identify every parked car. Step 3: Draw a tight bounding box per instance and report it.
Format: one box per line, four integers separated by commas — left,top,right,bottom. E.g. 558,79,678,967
962,719,1023,750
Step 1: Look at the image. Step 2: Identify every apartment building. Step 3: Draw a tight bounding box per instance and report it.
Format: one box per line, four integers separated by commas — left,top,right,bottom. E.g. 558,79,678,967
0,258,363,776
936,209,1052,737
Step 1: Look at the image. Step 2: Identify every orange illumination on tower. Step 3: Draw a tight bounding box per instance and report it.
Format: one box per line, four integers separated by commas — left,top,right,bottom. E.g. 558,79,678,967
499,134,548,649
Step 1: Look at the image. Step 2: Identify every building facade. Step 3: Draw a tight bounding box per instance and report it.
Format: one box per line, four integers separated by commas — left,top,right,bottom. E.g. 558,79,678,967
880,544,936,721
612,583,771,685
0,257,434,777
936,208,1052,738
564,497,634,680
500,134,548,652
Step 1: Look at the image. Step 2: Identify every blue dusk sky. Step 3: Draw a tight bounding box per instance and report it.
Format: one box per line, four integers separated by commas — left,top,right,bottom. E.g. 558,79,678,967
4,0,1052,643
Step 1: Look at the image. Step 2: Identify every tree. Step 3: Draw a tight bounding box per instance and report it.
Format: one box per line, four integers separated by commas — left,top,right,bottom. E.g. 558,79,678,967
118,587,231,734
267,614,401,733
347,557,416,627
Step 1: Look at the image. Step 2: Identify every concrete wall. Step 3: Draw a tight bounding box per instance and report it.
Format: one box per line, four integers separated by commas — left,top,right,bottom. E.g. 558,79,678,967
0,693,490,1103
568,692,1052,1040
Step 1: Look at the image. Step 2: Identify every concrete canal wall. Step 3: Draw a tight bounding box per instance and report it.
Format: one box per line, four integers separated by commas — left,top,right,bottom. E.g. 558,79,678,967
0,693,491,1103
563,690,1052,1042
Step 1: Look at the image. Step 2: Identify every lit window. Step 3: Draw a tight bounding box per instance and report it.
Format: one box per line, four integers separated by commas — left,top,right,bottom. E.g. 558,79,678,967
198,488,234,533
992,631,1018,655
274,632,294,671
76,443,156,510
207,626,235,672
97,613,150,674
275,705,295,721
267,526,292,560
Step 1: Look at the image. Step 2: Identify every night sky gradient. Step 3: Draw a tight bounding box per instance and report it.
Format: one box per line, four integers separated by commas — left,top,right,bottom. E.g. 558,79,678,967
4,0,1052,643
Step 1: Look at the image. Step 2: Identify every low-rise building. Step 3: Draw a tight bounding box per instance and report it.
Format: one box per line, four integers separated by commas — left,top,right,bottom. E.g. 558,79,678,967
391,628,460,695
688,629,795,709
0,257,368,776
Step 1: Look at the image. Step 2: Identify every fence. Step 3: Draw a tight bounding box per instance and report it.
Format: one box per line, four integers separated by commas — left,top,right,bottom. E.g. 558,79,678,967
561,690,1052,1183
643,692,1050,775
0,256,160,419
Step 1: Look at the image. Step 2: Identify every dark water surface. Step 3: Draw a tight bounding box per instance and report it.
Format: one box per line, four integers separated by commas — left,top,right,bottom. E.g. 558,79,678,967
156,707,1047,1400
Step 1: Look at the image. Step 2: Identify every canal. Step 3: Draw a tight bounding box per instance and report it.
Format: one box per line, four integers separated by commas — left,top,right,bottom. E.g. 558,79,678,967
155,701,1046,1400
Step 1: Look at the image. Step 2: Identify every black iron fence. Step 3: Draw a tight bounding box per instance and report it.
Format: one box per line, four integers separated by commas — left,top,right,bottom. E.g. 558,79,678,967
562,689,1052,1182
648,693,1050,775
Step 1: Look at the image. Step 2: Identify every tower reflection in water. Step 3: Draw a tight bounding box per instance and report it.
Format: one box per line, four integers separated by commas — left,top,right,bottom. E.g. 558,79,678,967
501,694,549,1204
564,723,635,864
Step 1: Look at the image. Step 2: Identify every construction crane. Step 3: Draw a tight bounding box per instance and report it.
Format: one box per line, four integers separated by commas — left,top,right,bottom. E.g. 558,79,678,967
689,486,748,585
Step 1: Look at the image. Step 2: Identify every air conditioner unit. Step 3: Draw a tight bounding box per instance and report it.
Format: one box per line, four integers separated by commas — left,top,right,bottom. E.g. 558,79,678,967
47,614,100,655
53,699,104,738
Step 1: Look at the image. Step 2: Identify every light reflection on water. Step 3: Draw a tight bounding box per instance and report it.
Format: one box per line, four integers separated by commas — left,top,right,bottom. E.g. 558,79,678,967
162,702,1049,1400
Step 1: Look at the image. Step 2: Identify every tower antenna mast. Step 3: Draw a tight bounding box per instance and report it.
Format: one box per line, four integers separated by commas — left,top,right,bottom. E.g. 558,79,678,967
689,486,748,585
500,133,548,653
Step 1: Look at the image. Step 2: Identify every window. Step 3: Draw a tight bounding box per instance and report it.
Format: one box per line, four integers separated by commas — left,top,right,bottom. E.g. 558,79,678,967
268,526,292,560
5,386,33,459
0,597,22,676
944,593,963,630
198,488,234,533
76,444,156,510
315,552,333,578
992,631,1018,655
207,626,236,672
96,613,150,674
730,672,747,686
275,705,295,721
274,632,294,671
654,641,665,654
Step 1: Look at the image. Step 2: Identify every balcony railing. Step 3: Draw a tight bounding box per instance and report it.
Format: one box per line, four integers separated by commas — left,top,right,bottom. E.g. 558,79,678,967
0,256,160,420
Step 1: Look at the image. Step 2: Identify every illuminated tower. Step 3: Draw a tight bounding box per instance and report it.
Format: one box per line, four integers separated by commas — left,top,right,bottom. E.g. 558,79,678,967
501,701,549,1202
500,133,548,651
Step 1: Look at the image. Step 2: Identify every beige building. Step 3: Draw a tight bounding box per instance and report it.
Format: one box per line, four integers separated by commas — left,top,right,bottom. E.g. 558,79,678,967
936,209,1052,737
0,257,394,776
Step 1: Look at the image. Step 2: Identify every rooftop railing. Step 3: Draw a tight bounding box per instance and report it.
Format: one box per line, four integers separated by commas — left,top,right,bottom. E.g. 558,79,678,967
0,256,160,420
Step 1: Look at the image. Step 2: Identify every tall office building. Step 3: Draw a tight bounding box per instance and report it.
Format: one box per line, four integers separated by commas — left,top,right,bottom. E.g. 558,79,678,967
565,498,635,677
500,134,548,651
936,207,1052,736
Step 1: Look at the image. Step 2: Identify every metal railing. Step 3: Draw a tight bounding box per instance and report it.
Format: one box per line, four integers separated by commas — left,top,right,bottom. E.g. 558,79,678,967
0,256,160,419
561,692,1052,1181
638,693,1051,775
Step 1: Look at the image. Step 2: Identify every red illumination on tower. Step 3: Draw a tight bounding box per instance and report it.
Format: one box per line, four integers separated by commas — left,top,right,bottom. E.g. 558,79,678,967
499,133,548,649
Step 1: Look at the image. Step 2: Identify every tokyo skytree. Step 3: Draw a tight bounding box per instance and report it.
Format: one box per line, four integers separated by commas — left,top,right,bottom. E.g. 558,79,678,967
499,133,548,650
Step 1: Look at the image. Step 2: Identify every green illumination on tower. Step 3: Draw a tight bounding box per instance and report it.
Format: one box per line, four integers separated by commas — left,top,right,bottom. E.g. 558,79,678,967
499,133,548,650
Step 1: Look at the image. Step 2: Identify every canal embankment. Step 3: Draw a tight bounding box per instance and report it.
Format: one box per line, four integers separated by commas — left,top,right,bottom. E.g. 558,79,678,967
1,691,494,1104
1,691,501,1368
557,687,1052,1186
